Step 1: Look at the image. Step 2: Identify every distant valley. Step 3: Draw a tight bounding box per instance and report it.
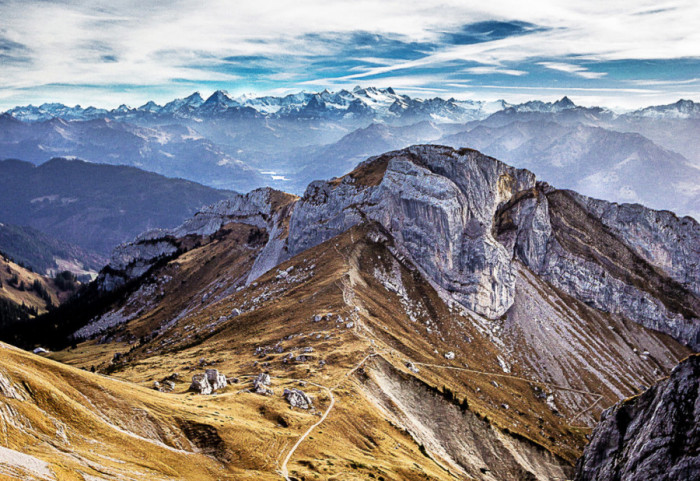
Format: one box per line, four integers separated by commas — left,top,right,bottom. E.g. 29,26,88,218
0,158,234,255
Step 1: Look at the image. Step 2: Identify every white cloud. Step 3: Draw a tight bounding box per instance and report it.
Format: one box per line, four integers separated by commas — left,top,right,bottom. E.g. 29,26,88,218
464,66,527,76
0,0,698,108
537,62,607,79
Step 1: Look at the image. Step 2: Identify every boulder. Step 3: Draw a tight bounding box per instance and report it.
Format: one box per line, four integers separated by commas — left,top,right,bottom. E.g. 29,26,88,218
253,373,273,395
189,374,212,395
205,369,227,390
284,388,313,409
575,354,700,480
406,361,420,373
444,351,455,360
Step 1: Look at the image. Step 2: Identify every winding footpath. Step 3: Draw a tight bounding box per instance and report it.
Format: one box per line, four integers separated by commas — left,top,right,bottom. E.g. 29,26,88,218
277,351,379,481
279,383,335,481
277,246,603,479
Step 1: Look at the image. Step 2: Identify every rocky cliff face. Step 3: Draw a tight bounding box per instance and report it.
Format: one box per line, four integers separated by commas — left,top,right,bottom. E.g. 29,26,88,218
98,187,297,291
97,145,700,348
288,145,699,347
288,145,536,318
498,185,700,349
575,354,700,480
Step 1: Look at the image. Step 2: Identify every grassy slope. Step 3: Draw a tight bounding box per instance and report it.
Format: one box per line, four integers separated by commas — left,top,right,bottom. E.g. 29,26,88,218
0,223,106,277
2,220,689,479
0,254,64,316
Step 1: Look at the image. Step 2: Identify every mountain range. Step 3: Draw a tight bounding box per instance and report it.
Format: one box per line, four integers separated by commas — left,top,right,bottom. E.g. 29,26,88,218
0,222,105,278
2,88,699,220
1,145,696,480
0,158,234,255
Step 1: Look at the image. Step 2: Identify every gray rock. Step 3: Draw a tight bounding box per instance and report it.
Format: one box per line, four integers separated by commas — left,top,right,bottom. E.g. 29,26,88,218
287,146,534,319
575,354,700,480
95,187,295,293
285,146,700,348
253,373,273,395
406,361,420,373
205,369,227,390
189,374,212,395
284,388,313,409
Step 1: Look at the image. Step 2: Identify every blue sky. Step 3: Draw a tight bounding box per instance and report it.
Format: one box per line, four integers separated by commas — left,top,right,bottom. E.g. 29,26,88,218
0,0,699,110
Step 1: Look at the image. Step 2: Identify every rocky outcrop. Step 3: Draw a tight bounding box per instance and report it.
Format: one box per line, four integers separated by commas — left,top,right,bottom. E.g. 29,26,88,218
288,146,536,318
498,183,700,348
287,145,699,347
283,388,313,409
96,187,297,291
575,354,700,480
189,374,212,395
252,373,273,395
189,369,227,395
205,369,227,391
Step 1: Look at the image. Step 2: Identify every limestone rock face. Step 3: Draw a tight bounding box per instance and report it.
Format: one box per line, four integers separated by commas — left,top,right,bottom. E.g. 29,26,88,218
575,354,700,481
288,146,537,318
287,145,699,345
283,388,313,409
499,183,700,348
95,187,296,292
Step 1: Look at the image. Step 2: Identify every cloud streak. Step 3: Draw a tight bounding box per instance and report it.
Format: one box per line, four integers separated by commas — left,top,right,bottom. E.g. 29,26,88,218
537,62,606,79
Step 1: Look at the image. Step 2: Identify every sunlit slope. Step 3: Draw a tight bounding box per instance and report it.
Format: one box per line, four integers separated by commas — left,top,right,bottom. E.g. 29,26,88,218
44,223,689,480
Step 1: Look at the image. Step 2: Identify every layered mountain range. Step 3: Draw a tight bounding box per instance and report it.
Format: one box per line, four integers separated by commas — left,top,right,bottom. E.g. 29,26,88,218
0,158,233,255
2,146,696,480
2,88,699,218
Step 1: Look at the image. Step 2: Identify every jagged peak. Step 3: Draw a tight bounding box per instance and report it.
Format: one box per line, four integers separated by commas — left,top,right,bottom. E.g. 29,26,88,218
204,89,234,103
554,96,575,108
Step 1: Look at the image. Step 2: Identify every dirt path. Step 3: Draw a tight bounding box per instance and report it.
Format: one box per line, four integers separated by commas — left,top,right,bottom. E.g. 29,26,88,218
277,350,378,481
279,383,335,481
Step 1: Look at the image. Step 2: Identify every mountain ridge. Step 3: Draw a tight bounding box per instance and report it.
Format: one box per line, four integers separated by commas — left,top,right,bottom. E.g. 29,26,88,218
1,145,695,480
5,88,699,123
0,157,236,255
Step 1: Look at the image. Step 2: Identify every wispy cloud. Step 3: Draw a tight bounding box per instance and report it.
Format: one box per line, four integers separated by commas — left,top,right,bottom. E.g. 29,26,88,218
464,66,527,76
0,0,698,108
537,62,606,79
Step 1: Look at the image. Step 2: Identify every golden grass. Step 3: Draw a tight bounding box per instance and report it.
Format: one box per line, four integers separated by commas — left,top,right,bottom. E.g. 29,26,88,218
9,222,686,480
